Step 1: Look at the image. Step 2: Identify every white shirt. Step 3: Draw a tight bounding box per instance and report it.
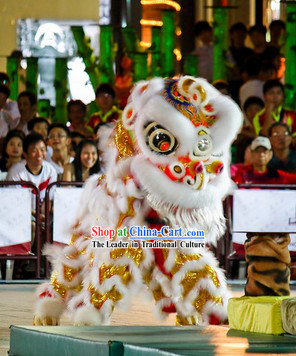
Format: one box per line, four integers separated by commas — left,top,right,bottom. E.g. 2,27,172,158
0,110,10,138
6,160,57,204
10,117,29,135
4,99,20,121
46,156,74,177
239,80,264,109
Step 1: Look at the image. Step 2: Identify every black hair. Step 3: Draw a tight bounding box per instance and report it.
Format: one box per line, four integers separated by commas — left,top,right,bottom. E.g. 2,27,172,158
27,117,49,132
95,83,115,99
73,139,100,181
249,24,267,36
243,55,262,77
0,84,11,98
268,122,291,137
23,132,46,153
269,20,285,31
212,80,229,92
260,60,276,73
263,79,284,95
67,99,87,113
230,22,247,34
2,129,25,161
243,96,265,112
0,72,10,85
261,46,281,62
194,21,212,37
18,91,37,106
70,131,85,139
48,123,70,137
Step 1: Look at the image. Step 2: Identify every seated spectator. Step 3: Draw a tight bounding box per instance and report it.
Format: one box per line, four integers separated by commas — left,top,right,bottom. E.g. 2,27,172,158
88,84,121,132
268,122,296,173
6,132,57,205
193,21,213,82
249,24,267,54
239,55,264,108
0,130,24,173
269,20,285,51
47,123,73,179
67,99,92,137
227,22,254,102
13,91,37,134
261,46,283,80
0,72,20,121
28,117,49,140
68,131,85,158
0,85,12,145
115,52,134,109
259,60,277,82
233,97,264,163
253,79,296,137
232,137,273,184
232,136,296,184
63,140,100,182
212,80,230,96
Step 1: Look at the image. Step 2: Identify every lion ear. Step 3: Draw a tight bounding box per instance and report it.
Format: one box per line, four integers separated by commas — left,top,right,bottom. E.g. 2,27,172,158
209,95,243,152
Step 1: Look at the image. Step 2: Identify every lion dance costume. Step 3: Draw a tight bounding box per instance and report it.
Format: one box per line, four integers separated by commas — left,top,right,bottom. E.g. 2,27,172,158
34,76,242,326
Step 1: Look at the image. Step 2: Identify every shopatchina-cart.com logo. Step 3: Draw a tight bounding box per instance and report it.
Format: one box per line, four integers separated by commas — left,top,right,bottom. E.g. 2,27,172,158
90,226,205,249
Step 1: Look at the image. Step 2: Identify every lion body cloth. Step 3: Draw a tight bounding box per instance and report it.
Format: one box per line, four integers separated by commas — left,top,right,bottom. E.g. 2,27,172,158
34,76,242,326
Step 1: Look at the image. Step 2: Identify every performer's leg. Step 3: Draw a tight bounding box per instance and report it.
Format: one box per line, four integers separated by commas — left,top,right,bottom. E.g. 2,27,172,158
33,234,89,325
69,246,154,325
169,249,230,325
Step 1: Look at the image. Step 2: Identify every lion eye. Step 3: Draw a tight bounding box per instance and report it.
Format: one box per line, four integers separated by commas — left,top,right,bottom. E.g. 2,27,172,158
144,122,178,155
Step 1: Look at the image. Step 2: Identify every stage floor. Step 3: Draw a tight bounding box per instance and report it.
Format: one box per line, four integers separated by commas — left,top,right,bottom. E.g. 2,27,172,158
1,282,296,356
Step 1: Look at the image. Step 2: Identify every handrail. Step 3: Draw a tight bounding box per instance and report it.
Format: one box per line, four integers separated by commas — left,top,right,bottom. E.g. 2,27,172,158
0,181,41,278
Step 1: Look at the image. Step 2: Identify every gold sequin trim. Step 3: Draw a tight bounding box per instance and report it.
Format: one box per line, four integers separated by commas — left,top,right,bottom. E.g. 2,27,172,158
193,289,222,314
116,196,136,230
171,252,201,275
50,272,67,299
63,265,80,282
114,120,134,160
152,285,166,302
111,247,144,266
88,284,122,310
176,315,198,326
181,265,220,297
99,263,131,285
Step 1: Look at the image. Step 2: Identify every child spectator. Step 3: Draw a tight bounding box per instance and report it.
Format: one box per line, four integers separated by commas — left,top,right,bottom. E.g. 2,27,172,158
67,99,92,137
0,130,24,173
63,139,100,182
88,84,121,132
47,123,73,179
268,122,296,173
13,91,37,134
253,80,296,137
